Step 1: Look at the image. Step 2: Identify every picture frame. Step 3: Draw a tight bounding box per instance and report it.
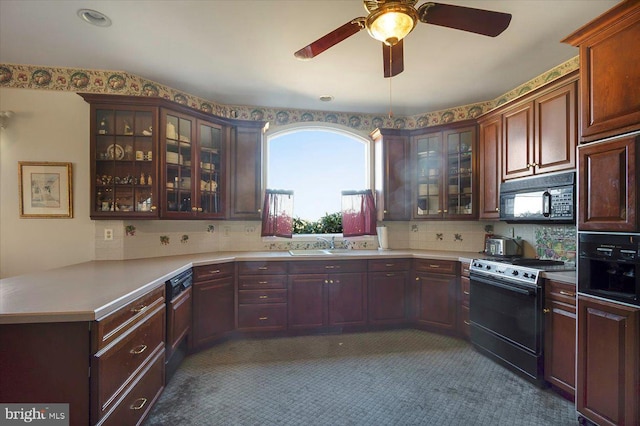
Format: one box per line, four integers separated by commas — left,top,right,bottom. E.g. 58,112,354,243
18,162,73,218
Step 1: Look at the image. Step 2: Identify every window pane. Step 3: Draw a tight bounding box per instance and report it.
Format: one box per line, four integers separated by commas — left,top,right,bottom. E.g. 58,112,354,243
267,129,367,222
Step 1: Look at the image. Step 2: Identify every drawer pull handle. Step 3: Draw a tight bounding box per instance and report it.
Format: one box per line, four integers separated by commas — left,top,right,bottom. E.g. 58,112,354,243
429,264,440,268
130,398,148,411
259,316,269,321
463,291,470,295
259,295,268,299
258,266,268,270
325,265,335,269
463,320,471,325
208,269,221,275
559,290,576,297
131,304,147,313
385,273,396,277
130,344,147,355
385,263,395,267
258,281,268,284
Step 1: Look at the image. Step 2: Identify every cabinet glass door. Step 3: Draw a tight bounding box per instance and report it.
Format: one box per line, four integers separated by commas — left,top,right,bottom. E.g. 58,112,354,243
445,128,474,216
164,113,194,215
416,133,442,217
198,121,223,216
94,108,155,216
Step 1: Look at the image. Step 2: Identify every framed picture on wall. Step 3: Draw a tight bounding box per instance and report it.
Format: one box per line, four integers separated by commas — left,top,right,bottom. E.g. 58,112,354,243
18,162,73,218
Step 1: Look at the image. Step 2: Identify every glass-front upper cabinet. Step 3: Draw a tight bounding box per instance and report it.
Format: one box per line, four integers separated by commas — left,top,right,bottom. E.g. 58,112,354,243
444,127,474,217
92,106,157,218
412,125,476,219
415,132,443,217
161,111,225,218
197,120,224,218
162,110,194,218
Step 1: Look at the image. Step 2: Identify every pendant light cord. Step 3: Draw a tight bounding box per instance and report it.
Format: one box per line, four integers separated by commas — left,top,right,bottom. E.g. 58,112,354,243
388,44,394,119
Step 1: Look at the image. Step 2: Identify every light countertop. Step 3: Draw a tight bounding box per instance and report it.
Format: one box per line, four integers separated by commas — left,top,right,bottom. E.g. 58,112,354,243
0,249,575,325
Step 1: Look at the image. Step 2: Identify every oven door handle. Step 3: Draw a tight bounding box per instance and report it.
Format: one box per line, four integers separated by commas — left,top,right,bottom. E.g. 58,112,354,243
470,274,536,296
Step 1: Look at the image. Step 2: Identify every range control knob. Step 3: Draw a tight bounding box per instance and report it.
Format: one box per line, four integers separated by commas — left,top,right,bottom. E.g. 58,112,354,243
512,270,519,276
485,265,491,270
523,272,529,278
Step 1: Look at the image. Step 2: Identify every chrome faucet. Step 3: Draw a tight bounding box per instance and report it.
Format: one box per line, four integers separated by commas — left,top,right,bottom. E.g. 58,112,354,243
317,236,335,249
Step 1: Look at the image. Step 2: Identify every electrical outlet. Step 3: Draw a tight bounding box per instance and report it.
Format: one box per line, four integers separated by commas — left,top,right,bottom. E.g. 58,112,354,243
104,229,113,241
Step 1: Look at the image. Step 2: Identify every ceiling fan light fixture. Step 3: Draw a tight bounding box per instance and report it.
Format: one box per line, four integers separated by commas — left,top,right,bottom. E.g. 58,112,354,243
366,4,418,46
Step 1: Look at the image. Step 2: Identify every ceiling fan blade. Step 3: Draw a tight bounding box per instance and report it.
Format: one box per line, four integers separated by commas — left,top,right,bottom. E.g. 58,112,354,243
383,40,404,78
418,3,512,37
294,18,366,60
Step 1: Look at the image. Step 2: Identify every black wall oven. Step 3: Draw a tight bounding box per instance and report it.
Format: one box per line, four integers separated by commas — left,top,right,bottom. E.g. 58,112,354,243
578,233,640,307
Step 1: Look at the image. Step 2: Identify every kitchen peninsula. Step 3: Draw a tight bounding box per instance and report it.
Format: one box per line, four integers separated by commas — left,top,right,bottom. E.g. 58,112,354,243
0,249,575,425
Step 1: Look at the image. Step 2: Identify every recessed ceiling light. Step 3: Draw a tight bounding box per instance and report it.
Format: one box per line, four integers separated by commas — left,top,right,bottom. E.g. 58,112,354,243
77,9,112,27
319,95,334,102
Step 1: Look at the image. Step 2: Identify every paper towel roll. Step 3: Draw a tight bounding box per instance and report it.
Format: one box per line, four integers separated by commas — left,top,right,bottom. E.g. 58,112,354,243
377,226,389,250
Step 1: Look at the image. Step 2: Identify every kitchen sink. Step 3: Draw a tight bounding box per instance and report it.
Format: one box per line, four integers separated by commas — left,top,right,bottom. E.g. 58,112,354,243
288,249,332,256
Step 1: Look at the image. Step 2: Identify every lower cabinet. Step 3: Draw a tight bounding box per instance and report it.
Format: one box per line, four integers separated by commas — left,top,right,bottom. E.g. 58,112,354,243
413,259,458,332
91,286,166,425
577,295,639,426
288,260,367,331
237,261,288,332
543,279,576,400
368,259,411,325
191,263,235,349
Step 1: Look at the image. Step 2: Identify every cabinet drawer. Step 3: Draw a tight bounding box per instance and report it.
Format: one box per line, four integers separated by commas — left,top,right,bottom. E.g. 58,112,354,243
193,262,234,282
238,261,288,275
289,260,366,274
238,304,287,330
239,289,287,304
545,279,577,306
94,304,165,417
98,348,164,426
414,259,457,275
238,275,287,289
368,258,411,272
95,286,165,351
461,276,470,307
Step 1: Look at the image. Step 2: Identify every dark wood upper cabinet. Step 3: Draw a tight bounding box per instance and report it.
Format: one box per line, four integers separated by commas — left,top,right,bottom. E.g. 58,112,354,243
562,1,640,142
229,123,266,219
578,134,639,231
371,128,411,221
478,114,502,219
500,77,578,182
534,81,577,174
502,101,535,180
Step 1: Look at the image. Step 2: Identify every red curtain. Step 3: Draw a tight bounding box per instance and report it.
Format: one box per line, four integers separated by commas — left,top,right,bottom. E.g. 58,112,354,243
261,189,294,238
341,190,377,237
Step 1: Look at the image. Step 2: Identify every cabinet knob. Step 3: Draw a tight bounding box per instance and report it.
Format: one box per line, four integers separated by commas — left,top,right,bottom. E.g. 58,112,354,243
495,207,499,212
443,210,448,213
151,206,157,211
415,277,420,281
543,308,551,314
325,279,329,284
383,210,388,214
257,209,262,213
198,207,203,212
191,207,197,212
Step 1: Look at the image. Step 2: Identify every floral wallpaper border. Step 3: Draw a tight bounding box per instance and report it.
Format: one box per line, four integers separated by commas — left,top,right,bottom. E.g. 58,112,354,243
0,56,578,132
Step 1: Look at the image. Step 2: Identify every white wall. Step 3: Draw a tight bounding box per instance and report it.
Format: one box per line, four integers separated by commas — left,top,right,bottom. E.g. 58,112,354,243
0,88,94,278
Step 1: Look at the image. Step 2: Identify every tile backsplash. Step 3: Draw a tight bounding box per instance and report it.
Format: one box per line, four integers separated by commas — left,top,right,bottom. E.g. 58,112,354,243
93,220,576,262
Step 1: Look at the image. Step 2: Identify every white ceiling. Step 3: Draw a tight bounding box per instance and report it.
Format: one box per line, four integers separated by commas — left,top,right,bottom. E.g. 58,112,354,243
0,0,619,117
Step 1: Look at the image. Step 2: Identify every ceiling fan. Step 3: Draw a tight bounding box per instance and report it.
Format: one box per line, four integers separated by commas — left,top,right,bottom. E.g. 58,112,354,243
294,0,512,78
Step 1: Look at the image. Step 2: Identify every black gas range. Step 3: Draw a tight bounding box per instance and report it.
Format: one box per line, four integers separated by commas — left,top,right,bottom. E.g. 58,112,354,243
468,257,574,387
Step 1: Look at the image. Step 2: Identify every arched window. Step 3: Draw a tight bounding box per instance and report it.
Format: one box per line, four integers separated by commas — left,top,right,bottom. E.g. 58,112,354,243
265,126,371,232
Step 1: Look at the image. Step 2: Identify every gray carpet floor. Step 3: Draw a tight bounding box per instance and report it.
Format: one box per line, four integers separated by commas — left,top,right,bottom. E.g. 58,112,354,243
145,330,577,425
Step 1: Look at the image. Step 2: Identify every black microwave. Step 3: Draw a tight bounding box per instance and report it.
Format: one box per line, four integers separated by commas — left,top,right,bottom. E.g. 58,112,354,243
499,171,575,223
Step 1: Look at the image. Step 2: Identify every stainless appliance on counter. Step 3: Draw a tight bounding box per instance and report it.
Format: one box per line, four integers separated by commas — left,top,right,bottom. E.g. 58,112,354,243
469,257,575,387
499,171,575,223
578,233,640,307
484,236,523,257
